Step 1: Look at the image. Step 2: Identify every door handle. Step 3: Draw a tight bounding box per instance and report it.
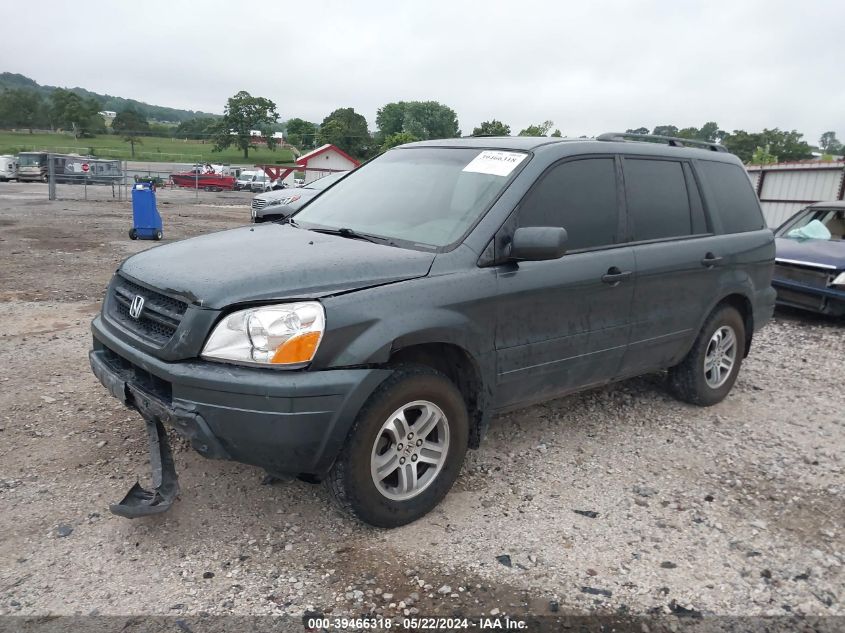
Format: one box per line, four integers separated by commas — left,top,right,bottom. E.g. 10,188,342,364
601,267,633,285
701,252,724,268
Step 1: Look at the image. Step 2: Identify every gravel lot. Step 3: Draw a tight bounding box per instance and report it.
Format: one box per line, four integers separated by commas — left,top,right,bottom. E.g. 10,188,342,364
0,182,842,623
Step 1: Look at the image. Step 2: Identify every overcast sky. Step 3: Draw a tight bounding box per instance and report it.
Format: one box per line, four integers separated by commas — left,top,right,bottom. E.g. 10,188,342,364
3,0,843,143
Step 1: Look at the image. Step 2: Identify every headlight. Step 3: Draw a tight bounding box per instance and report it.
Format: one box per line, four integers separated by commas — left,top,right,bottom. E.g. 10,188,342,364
201,302,325,368
832,271,845,287
268,195,300,206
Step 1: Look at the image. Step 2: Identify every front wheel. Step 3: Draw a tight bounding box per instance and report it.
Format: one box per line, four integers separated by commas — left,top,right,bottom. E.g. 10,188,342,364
326,365,468,527
667,304,746,406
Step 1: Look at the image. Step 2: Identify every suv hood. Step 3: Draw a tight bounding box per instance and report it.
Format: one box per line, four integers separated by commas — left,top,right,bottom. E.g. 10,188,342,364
775,237,845,270
120,224,435,309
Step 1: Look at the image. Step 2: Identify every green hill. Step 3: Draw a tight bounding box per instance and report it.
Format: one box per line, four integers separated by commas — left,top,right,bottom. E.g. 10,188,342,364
0,72,218,123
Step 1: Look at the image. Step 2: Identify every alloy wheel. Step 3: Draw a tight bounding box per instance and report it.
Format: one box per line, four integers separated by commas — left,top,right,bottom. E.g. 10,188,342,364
704,325,737,389
370,400,450,501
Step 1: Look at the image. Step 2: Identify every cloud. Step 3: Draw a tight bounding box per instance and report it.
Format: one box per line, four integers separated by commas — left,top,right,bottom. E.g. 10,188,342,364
2,0,842,143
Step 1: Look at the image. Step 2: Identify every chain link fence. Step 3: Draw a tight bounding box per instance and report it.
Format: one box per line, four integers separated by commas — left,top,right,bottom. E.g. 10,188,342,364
38,154,255,205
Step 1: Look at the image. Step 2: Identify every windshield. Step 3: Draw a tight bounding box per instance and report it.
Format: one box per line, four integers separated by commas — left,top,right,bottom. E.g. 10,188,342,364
305,171,346,191
777,208,845,241
293,148,525,248
19,154,44,167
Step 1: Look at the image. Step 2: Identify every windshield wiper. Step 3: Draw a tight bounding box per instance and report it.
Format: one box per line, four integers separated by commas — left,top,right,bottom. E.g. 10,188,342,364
308,227,388,244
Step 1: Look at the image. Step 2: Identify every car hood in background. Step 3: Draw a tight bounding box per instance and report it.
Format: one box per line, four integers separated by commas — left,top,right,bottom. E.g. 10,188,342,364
120,224,435,309
775,237,845,270
254,185,314,204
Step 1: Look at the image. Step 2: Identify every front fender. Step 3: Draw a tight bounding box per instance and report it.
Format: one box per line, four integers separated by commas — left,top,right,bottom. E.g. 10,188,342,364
312,271,499,370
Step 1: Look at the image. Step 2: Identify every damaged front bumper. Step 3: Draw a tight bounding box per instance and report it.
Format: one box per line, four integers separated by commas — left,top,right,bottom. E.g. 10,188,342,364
89,315,390,517
109,419,179,518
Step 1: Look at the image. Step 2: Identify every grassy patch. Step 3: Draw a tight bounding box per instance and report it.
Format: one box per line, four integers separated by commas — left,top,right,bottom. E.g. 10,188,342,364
0,131,295,165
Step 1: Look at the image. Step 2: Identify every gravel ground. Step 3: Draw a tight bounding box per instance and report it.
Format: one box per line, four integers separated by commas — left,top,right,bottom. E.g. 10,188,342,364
0,182,842,622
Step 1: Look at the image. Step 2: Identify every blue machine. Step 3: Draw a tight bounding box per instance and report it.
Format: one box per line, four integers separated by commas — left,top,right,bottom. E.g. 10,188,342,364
130,181,163,240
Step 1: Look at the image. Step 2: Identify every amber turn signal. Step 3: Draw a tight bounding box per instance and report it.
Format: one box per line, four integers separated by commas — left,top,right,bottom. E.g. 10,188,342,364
271,331,322,365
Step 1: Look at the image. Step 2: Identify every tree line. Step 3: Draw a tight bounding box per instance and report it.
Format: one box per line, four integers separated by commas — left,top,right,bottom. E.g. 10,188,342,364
206,92,845,164
0,87,108,138
0,72,215,123
190,94,845,164
2,84,842,164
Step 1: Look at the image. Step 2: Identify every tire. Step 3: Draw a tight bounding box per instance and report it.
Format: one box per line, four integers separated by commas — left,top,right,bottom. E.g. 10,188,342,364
128,229,137,240
154,230,163,241
326,365,469,528
667,304,746,406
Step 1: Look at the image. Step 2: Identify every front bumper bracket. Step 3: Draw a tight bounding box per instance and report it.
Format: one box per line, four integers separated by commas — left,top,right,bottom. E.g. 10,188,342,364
109,418,179,518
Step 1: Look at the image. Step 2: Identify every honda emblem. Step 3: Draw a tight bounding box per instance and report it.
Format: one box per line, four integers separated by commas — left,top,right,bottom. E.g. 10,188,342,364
129,295,145,319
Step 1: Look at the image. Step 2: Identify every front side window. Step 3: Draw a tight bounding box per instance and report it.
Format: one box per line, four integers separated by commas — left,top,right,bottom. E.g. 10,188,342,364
294,148,524,248
517,158,619,251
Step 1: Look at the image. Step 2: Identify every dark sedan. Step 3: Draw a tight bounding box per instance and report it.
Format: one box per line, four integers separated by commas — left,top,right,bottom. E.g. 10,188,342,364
773,201,845,316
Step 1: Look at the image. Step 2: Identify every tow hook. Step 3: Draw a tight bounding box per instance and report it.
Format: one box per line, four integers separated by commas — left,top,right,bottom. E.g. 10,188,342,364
109,418,179,518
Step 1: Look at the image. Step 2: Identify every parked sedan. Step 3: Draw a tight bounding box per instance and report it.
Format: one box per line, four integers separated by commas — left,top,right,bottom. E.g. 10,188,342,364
773,201,845,316
251,171,348,223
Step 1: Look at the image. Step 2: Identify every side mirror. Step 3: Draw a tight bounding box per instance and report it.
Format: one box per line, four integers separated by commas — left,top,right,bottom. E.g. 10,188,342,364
509,227,568,261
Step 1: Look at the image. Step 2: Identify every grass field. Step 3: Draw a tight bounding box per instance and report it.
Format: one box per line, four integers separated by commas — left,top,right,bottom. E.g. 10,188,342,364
0,131,295,165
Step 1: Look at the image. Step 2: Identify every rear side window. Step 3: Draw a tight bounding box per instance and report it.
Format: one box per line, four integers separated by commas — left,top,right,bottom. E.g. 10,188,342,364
697,160,765,233
623,159,691,241
518,158,619,250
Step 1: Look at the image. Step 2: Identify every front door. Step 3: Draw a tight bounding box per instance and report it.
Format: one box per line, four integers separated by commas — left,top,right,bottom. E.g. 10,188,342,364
494,156,635,409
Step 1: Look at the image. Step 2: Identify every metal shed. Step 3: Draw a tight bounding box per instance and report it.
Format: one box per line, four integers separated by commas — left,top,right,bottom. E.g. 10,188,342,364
746,161,845,228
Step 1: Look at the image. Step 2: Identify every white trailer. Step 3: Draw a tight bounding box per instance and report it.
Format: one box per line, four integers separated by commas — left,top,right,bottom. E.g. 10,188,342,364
0,155,19,181
747,161,845,228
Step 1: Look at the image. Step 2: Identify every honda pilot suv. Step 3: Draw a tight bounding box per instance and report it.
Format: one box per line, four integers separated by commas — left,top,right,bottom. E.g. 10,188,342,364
90,134,776,527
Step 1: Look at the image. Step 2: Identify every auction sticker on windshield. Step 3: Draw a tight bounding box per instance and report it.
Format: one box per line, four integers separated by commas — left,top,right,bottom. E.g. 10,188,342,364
462,150,527,177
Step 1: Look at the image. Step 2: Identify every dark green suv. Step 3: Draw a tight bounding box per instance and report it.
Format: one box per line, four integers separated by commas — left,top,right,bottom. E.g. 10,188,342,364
90,133,776,527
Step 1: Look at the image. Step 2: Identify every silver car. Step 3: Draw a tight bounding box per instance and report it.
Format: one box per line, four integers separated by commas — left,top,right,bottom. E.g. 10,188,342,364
251,171,348,223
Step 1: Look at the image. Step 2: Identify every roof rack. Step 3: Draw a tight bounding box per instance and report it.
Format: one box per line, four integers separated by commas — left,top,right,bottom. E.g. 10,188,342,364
597,132,728,153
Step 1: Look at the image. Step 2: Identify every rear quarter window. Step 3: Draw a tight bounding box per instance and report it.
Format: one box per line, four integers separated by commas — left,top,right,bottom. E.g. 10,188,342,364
697,160,765,233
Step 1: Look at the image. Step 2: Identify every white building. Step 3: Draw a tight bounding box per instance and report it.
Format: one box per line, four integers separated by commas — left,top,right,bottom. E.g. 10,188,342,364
295,144,359,184
254,144,360,187
746,161,845,227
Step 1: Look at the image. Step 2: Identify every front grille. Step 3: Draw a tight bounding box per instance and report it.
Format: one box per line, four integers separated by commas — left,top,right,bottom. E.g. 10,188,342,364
108,275,188,346
99,345,173,404
774,263,830,289
252,198,268,211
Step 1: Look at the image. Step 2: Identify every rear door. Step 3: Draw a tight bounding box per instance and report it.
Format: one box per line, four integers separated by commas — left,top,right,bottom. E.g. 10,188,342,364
617,157,722,376
494,156,635,408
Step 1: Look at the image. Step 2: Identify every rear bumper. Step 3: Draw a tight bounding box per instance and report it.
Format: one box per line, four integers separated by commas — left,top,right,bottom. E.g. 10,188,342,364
90,315,391,475
753,285,778,330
